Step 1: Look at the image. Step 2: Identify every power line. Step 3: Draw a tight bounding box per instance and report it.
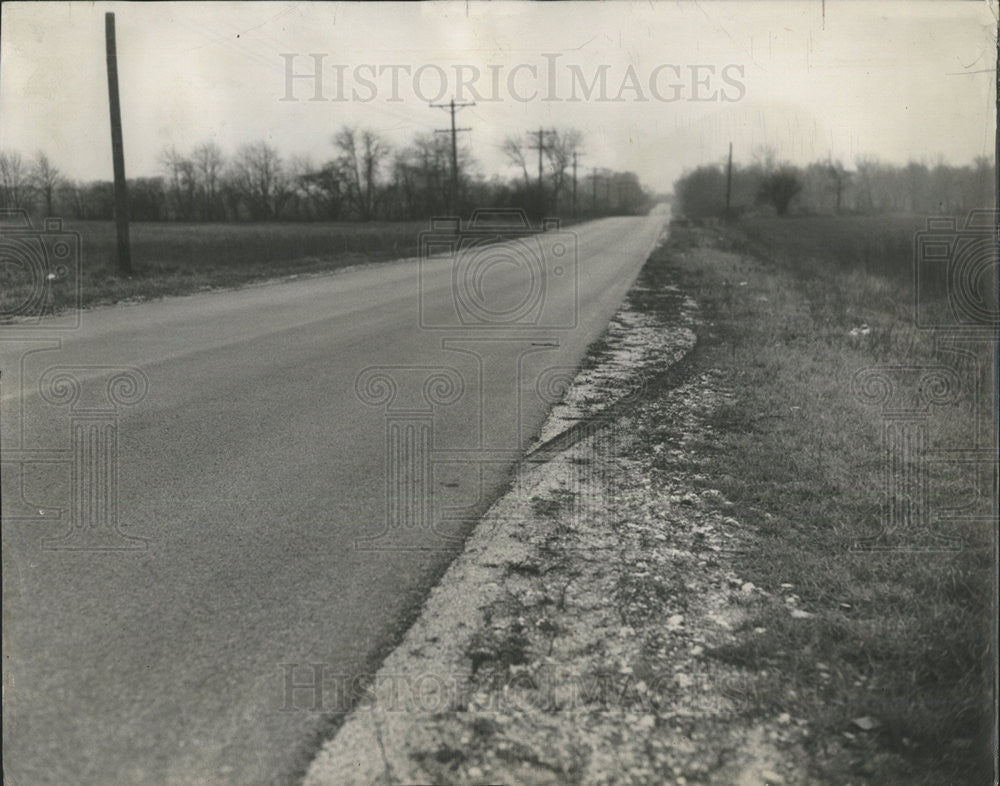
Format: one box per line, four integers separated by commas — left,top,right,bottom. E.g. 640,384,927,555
431,97,474,212
527,127,561,215
725,142,733,217
572,150,581,218
527,127,549,191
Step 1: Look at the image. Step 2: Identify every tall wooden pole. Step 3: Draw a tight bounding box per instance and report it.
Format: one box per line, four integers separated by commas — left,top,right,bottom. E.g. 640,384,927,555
449,98,458,204
431,98,473,213
527,127,548,214
725,142,733,218
535,127,544,190
572,151,579,218
105,12,132,276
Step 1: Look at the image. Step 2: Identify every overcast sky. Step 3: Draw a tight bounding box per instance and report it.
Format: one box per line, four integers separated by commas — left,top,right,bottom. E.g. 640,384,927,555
1,1,995,193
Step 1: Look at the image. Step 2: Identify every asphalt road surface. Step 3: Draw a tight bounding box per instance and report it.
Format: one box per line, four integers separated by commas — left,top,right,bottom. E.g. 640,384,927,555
2,214,665,784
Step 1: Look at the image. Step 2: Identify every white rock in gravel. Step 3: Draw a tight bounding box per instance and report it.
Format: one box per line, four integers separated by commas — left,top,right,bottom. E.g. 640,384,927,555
667,614,685,630
852,716,881,731
723,517,740,527
741,582,756,594
789,608,815,619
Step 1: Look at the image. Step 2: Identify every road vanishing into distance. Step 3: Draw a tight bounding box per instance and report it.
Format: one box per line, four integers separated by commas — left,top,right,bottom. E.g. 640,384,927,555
2,214,665,784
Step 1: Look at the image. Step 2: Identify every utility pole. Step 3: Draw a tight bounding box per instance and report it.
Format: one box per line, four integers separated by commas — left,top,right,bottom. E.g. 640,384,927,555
530,127,546,188
589,167,599,212
431,97,474,213
527,128,549,213
572,151,579,218
105,12,132,276
725,142,733,218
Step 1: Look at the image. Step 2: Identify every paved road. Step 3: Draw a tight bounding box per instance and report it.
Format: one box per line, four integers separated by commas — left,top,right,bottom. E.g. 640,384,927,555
2,214,665,784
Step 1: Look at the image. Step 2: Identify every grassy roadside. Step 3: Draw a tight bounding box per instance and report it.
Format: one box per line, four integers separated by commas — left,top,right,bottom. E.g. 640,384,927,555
1,215,595,318
649,217,995,783
300,215,992,785
1,220,426,316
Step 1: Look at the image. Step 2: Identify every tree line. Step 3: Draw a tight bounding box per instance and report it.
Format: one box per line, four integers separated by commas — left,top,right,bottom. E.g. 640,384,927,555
673,149,994,220
0,126,651,223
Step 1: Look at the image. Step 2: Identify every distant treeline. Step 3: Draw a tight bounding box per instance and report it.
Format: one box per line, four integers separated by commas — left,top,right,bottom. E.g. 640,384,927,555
673,151,994,219
0,127,651,223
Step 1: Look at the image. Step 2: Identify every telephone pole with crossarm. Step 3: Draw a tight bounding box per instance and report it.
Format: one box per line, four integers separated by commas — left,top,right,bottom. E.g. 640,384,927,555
431,98,474,213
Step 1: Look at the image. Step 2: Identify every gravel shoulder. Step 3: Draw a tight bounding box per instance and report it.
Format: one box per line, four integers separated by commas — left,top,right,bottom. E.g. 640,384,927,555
302,232,814,785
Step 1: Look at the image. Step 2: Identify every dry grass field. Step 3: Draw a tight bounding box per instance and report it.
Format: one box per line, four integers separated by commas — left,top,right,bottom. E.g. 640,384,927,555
650,214,995,783
1,220,426,317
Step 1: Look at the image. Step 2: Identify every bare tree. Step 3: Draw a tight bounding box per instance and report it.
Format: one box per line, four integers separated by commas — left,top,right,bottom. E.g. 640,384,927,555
30,152,65,216
825,159,851,214
57,181,85,219
392,134,452,218
192,142,224,220
298,160,346,221
544,129,583,211
160,146,198,220
0,150,29,210
757,166,803,216
229,141,289,220
334,127,388,221
971,156,994,210
501,135,532,191
853,156,879,213
285,155,327,220
752,145,778,173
